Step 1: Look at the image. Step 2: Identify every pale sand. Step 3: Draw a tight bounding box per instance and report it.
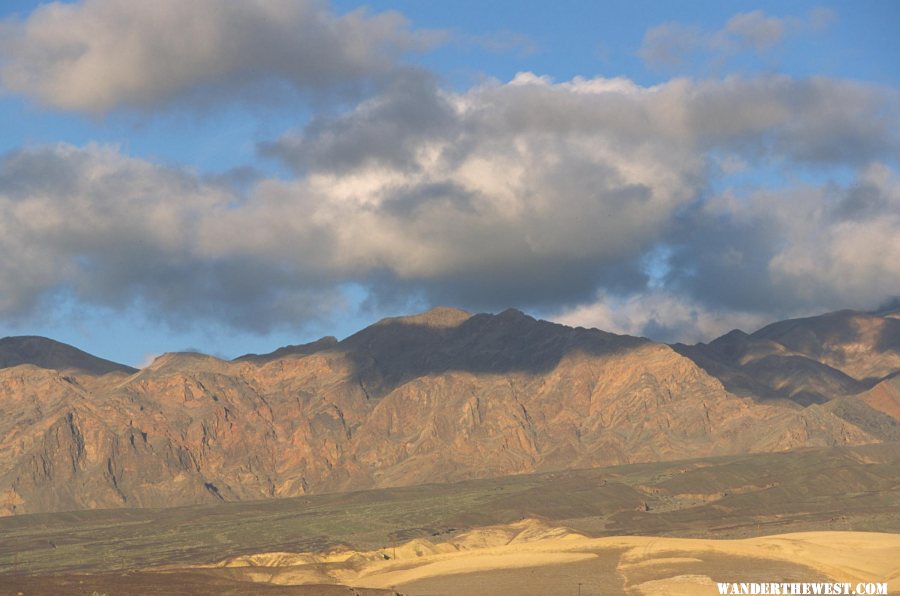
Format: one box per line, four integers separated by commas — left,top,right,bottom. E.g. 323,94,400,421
194,519,900,595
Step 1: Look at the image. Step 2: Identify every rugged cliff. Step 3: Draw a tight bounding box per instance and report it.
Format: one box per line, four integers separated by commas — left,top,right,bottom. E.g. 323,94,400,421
1,307,895,515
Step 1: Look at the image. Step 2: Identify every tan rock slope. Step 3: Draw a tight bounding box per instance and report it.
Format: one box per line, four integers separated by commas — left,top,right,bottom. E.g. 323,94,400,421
1,307,897,515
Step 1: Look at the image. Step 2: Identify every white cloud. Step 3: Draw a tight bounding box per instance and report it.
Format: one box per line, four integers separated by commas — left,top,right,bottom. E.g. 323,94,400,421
551,164,900,344
0,0,433,113
638,23,704,69
0,143,343,331
0,72,897,338
552,291,770,343
723,11,787,52
663,163,900,318
639,8,836,71
767,164,900,308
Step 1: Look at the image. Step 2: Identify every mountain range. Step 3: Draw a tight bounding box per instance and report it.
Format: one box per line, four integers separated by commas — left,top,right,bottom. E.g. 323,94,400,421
1,306,898,515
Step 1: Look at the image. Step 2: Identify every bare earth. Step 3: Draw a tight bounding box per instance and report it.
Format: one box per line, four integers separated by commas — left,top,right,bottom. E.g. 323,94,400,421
181,519,900,595
1,308,898,594
2,443,899,594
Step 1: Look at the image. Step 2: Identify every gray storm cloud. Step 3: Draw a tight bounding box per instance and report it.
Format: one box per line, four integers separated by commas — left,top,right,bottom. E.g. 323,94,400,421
0,72,897,338
554,164,900,343
0,144,343,330
651,165,900,338
0,0,433,112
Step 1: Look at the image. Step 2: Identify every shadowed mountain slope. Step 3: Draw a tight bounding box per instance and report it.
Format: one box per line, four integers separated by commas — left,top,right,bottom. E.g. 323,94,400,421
234,336,339,363
672,309,900,406
0,307,896,515
750,309,900,382
238,307,648,397
0,336,137,376
339,307,649,397
672,331,867,406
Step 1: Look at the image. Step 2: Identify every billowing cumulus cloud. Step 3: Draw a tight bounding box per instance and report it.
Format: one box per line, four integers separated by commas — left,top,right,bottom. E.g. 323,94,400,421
260,72,898,314
0,144,344,331
697,164,900,311
557,164,900,340
1,71,898,339
553,291,770,343
0,0,433,113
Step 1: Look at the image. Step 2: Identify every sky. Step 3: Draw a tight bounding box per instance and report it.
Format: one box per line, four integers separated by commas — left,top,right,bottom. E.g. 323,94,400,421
0,0,898,367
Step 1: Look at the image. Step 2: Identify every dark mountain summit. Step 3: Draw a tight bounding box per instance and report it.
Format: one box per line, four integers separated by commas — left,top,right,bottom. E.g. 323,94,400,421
0,335,137,375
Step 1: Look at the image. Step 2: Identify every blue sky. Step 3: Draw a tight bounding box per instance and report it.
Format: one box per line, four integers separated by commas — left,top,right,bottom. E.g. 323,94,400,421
0,0,898,366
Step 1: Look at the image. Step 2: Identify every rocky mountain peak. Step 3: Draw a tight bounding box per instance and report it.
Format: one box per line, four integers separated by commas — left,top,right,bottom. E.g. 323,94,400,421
233,336,339,363
375,306,473,329
0,307,896,516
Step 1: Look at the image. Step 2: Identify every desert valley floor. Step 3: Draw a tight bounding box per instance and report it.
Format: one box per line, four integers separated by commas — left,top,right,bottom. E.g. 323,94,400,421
2,307,899,594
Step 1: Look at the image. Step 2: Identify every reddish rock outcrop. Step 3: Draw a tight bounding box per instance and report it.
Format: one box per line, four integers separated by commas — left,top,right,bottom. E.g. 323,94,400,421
0,307,894,515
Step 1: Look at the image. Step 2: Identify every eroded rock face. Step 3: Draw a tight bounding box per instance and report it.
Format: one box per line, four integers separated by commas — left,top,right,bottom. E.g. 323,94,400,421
1,307,895,515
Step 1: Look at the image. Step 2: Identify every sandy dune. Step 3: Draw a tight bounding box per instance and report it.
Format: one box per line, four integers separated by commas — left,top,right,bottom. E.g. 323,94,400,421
191,519,900,595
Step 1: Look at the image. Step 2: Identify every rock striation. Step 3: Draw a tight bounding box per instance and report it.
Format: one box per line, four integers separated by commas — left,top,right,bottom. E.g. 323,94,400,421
1,307,896,515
